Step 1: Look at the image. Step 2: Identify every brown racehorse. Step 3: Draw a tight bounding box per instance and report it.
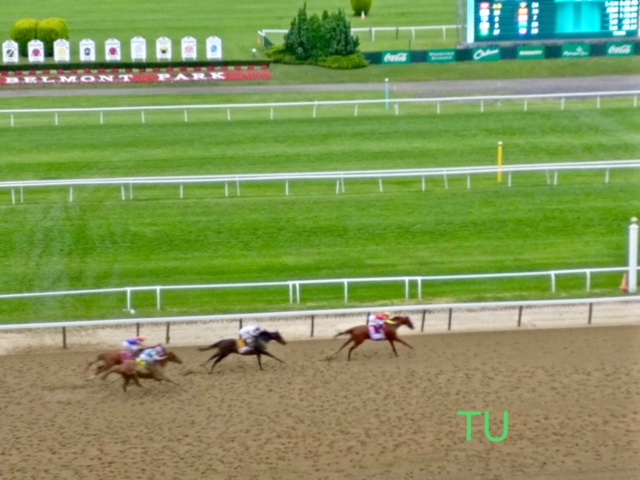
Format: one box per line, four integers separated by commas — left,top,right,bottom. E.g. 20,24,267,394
199,330,286,373
328,315,415,361
86,347,181,377
85,348,143,377
100,351,183,393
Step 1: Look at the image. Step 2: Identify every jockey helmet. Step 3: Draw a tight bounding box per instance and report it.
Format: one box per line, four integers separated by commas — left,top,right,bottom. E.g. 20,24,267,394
155,346,164,354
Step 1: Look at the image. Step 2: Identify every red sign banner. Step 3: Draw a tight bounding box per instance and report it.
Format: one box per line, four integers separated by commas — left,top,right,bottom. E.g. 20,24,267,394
0,67,272,86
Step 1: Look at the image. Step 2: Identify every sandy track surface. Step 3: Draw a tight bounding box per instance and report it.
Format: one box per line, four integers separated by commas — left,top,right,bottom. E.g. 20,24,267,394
0,324,638,480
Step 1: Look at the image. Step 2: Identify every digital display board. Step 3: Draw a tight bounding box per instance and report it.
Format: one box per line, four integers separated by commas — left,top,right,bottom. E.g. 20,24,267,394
467,0,639,43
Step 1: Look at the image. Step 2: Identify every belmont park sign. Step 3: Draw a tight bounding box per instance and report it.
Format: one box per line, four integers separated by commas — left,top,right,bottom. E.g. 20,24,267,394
0,66,272,85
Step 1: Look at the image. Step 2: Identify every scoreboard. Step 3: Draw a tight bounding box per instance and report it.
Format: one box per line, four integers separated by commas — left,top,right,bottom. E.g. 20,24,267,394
466,0,639,43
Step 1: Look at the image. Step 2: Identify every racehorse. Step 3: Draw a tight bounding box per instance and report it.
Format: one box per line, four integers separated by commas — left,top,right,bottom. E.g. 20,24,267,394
198,330,286,373
100,351,183,393
85,347,181,377
85,348,142,377
327,315,415,361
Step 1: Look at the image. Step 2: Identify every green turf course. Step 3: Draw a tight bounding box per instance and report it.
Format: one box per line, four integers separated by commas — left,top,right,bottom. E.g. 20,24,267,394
1,0,639,323
1,104,639,322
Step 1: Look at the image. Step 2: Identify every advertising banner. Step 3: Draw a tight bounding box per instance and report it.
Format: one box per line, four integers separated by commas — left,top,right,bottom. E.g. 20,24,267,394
517,45,546,60
606,42,635,57
472,47,501,61
427,49,456,64
382,51,411,64
561,43,591,59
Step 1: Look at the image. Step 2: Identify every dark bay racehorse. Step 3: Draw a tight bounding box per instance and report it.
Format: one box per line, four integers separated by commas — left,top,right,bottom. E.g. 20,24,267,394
199,330,286,373
101,351,183,393
328,315,415,361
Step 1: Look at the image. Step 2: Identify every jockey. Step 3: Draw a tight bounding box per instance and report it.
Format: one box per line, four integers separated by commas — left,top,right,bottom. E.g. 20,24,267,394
137,345,168,371
239,324,264,350
368,312,394,333
122,335,147,356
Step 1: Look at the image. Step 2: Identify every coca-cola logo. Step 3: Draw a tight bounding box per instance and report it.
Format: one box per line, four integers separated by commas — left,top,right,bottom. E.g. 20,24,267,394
607,45,632,55
383,52,409,63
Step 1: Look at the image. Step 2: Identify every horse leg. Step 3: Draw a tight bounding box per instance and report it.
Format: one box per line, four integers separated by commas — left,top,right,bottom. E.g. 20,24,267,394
258,350,284,364
330,337,353,359
209,352,230,374
151,366,178,386
256,353,263,371
200,351,221,368
388,339,399,357
101,365,117,381
122,377,130,393
347,339,365,361
393,337,414,351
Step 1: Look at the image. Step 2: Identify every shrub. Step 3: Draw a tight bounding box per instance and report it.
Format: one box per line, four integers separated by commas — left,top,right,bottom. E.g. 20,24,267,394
10,18,38,57
37,18,70,57
350,0,372,16
283,3,361,66
317,53,369,69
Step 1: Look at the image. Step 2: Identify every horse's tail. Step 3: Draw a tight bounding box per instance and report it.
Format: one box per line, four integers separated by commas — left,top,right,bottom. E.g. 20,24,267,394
84,355,102,372
101,365,116,381
198,341,223,352
334,327,356,338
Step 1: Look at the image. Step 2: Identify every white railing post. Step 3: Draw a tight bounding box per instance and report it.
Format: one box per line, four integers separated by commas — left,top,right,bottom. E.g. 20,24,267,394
629,217,638,294
344,280,349,303
156,287,162,310
550,273,556,293
404,278,410,299
586,270,591,292
126,288,132,311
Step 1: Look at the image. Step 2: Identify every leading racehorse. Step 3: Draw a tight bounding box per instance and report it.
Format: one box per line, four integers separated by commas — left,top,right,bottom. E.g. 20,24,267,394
199,330,286,373
327,315,414,361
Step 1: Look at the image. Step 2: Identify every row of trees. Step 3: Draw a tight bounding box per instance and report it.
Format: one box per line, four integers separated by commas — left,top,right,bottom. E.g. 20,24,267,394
11,18,70,57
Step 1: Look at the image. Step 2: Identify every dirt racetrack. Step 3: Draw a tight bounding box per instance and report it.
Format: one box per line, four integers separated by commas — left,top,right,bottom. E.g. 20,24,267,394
0,325,639,480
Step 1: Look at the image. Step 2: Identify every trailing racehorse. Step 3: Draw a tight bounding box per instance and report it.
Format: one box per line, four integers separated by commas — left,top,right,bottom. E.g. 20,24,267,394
327,315,415,361
199,330,286,373
100,351,183,393
85,347,181,377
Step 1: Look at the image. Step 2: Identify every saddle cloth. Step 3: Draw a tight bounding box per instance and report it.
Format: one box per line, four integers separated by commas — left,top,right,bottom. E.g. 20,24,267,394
368,325,386,341
237,338,252,354
135,357,149,372
120,351,134,362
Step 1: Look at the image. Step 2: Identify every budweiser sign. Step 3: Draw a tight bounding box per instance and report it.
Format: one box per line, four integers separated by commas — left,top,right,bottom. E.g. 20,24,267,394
0,68,272,86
